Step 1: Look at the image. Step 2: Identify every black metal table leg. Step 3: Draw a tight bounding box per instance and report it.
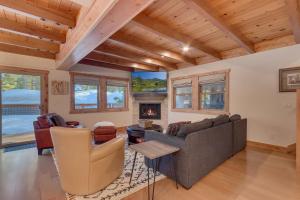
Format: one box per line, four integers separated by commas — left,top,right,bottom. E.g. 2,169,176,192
129,151,137,185
171,153,178,189
148,163,150,200
152,158,160,200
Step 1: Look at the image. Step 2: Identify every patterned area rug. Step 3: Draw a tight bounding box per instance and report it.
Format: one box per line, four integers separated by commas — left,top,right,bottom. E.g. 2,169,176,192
53,148,165,200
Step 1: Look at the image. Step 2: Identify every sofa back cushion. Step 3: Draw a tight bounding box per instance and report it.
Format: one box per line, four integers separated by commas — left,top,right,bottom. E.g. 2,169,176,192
177,119,213,137
213,114,229,126
230,114,241,122
166,121,191,136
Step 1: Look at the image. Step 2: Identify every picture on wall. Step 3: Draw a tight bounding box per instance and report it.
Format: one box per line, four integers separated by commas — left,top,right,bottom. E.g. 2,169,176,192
279,67,300,92
51,80,69,95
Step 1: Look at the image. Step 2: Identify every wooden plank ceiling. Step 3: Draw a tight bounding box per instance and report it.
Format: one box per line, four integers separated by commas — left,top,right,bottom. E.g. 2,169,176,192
0,0,300,71
0,0,80,59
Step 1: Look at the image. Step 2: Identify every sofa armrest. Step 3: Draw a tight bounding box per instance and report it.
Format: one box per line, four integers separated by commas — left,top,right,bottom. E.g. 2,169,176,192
144,130,186,149
90,137,125,162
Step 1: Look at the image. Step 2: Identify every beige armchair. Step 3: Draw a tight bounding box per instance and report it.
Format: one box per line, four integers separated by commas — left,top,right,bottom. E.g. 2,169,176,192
50,127,125,195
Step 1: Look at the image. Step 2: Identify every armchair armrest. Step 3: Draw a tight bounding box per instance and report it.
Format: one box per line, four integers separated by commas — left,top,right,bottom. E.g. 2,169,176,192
90,137,125,162
34,128,50,135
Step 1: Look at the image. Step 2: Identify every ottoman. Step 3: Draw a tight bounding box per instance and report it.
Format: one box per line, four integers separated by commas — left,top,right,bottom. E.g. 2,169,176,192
93,121,117,144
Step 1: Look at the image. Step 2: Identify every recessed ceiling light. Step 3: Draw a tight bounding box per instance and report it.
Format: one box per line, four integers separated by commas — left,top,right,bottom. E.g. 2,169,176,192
132,64,138,68
183,46,190,52
145,59,152,63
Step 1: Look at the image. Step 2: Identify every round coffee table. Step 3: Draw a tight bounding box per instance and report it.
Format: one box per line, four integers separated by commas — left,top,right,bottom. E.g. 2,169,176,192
127,124,163,144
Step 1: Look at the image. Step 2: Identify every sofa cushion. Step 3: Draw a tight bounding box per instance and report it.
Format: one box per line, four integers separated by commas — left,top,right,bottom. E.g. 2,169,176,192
213,114,229,126
51,115,67,127
230,114,241,122
166,121,191,136
177,119,213,137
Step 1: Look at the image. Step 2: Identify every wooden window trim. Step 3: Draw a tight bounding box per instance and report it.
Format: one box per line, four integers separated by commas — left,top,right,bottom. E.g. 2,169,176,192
69,72,129,114
0,65,49,114
171,69,230,115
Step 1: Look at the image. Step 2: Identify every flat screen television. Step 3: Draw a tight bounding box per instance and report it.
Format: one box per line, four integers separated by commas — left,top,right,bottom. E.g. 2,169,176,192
131,72,168,95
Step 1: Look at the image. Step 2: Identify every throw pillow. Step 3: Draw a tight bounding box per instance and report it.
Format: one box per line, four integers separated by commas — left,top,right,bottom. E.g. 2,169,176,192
213,114,229,126
51,115,67,127
230,114,241,122
177,119,213,137
166,121,191,136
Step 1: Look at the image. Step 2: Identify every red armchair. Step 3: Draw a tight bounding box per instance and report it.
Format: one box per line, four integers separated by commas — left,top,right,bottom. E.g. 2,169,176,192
33,113,79,155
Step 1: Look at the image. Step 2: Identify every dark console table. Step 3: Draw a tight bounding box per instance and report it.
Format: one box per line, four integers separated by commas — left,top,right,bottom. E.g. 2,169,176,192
127,124,163,144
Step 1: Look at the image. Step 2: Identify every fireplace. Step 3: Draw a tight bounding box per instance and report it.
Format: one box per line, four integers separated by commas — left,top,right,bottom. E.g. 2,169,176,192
139,103,161,120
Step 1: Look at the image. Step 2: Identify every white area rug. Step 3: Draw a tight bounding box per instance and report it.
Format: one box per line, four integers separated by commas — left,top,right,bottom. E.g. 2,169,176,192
53,148,165,200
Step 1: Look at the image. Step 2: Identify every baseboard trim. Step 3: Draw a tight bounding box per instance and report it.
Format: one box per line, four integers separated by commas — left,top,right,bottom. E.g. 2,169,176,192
247,141,296,154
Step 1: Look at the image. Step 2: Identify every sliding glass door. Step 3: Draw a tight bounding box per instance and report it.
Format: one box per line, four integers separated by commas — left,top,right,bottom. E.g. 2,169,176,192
0,67,48,147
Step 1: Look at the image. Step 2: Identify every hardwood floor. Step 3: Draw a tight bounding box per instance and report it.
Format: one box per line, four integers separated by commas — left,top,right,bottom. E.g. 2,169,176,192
0,146,299,200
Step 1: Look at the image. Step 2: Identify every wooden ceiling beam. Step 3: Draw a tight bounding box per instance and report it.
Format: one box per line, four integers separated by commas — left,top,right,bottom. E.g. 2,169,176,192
182,0,255,53
86,51,158,71
57,0,155,70
110,32,197,65
0,0,76,27
285,0,300,43
0,43,55,59
95,42,176,70
79,59,134,72
0,30,59,53
132,13,221,59
0,11,66,42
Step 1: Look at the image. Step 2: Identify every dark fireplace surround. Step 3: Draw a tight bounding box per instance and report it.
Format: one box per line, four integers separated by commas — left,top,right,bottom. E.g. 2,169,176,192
139,103,161,120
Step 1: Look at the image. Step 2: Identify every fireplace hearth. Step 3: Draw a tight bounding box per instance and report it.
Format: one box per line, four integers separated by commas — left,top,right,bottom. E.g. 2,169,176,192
139,103,161,120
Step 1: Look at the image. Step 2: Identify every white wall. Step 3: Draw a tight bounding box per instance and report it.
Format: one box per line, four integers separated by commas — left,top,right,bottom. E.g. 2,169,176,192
169,44,300,147
0,52,133,129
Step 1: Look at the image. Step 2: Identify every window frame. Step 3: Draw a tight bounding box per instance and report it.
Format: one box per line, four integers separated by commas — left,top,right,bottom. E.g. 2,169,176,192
70,72,129,114
171,69,230,115
173,85,193,110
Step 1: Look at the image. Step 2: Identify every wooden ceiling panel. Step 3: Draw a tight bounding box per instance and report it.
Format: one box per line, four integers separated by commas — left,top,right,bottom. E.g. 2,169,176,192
122,23,206,58
0,7,67,42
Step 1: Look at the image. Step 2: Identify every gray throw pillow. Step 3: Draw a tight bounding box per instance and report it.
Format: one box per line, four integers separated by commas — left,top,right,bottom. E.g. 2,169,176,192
230,114,241,122
177,119,213,137
213,114,229,126
51,115,67,127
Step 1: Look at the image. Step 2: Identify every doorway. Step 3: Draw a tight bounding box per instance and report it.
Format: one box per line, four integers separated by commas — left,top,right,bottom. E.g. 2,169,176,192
0,66,48,147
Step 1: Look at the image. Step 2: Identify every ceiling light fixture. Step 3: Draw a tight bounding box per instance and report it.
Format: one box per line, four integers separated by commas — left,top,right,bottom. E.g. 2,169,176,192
182,46,190,52
132,64,138,68
145,59,152,63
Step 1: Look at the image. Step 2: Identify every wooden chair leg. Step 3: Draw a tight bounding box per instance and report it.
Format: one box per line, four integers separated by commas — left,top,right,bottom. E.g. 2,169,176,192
38,148,43,155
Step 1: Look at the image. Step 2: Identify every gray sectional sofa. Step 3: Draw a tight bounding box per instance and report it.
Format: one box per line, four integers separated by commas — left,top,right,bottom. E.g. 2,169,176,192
144,114,247,189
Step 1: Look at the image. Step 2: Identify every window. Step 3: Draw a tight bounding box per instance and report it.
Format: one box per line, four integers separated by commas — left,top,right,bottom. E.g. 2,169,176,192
199,74,225,110
171,70,229,114
106,80,127,109
173,78,192,109
74,75,99,110
70,73,129,113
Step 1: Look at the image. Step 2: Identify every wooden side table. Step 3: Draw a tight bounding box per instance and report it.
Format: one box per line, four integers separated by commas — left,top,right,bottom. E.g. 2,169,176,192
129,140,180,200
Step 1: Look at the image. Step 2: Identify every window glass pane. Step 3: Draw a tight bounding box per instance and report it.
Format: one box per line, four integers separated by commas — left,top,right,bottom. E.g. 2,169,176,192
175,86,192,109
74,84,98,109
200,82,225,110
107,85,125,108
176,86,192,94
